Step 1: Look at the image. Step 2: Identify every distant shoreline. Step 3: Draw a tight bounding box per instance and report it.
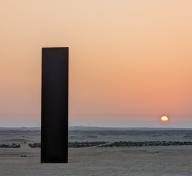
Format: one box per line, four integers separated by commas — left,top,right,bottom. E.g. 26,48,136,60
0,126,192,131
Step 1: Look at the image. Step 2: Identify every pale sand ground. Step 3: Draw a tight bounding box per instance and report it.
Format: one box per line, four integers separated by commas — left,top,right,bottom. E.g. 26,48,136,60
0,128,192,176
0,146,192,176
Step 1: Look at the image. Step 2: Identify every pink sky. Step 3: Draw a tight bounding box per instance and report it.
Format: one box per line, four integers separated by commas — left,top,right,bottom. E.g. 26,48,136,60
0,0,192,127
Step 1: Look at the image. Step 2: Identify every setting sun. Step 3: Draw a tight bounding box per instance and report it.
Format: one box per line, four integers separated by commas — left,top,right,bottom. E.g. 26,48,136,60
161,116,169,123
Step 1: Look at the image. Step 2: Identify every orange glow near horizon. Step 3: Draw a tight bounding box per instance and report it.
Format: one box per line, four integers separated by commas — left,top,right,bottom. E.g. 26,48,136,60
0,0,192,127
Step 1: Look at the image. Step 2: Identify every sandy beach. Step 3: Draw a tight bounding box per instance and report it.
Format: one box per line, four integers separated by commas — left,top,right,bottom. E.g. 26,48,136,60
0,128,192,176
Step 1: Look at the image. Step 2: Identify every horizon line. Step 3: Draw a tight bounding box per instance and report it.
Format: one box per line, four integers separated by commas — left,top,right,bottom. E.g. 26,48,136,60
0,126,192,129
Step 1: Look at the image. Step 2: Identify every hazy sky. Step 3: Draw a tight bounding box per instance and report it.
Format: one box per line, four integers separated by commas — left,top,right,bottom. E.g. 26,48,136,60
0,0,192,127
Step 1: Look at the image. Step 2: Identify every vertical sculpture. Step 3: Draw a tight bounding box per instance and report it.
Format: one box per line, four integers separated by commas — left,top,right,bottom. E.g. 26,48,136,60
41,47,68,163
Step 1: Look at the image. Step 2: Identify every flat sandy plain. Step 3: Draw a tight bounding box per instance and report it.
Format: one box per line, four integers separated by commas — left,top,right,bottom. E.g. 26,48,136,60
0,127,192,176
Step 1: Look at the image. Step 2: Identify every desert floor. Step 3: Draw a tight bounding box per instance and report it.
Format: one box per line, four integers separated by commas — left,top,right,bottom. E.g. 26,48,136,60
0,145,192,176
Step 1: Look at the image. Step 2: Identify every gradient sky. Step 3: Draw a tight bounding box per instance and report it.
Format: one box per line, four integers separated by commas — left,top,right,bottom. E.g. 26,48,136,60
0,0,192,127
